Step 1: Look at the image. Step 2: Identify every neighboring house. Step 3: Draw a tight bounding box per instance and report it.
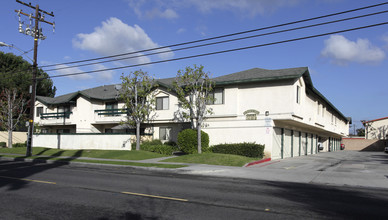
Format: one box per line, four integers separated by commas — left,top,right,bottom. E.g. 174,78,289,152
362,117,388,140
34,67,350,159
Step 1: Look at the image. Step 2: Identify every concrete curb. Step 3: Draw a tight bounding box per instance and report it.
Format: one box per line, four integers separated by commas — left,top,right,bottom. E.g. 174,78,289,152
244,158,271,167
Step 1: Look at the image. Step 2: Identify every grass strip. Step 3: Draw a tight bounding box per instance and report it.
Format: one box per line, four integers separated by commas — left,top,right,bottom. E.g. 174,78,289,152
162,152,260,167
0,155,186,169
0,147,166,161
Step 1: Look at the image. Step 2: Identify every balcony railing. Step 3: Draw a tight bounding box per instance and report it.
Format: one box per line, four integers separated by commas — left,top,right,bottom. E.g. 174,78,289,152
94,108,130,116
40,112,72,119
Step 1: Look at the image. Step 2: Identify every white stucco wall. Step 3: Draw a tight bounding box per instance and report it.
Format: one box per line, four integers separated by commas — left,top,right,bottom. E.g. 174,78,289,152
365,117,388,140
33,133,133,150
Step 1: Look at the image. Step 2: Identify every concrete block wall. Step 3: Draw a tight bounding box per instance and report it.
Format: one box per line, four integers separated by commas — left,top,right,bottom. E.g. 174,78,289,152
342,138,387,151
0,131,27,146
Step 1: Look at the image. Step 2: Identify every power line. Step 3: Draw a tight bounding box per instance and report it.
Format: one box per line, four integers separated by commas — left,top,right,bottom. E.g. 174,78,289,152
44,9,388,72
40,1,388,68
40,21,388,80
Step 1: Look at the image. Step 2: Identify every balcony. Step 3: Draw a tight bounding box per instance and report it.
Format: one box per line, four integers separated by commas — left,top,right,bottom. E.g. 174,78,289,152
39,112,73,125
40,112,72,119
94,108,130,123
95,108,130,116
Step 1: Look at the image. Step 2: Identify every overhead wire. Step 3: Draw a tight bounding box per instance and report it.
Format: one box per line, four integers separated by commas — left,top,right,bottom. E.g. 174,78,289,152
40,1,388,68
39,21,388,80
43,9,388,72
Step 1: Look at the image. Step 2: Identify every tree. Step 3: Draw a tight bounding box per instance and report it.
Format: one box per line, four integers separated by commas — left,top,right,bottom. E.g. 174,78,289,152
0,88,27,148
356,128,365,136
0,52,56,97
120,70,157,151
173,65,214,154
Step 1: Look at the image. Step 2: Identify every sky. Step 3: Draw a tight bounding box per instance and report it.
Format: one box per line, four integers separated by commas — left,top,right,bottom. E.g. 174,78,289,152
0,0,387,132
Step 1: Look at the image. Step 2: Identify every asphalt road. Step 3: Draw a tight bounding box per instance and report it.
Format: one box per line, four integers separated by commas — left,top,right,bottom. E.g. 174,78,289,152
1,159,388,220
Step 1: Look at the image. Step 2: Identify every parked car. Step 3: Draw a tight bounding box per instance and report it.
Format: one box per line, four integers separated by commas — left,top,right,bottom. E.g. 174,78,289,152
384,146,388,153
318,142,323,151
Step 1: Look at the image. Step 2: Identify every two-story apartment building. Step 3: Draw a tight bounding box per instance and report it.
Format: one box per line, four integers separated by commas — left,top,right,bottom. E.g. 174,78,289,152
34,67,350,159
362,117,388,140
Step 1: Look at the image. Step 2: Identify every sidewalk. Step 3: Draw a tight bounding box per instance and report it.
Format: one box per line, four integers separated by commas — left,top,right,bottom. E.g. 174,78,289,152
1,151,387,189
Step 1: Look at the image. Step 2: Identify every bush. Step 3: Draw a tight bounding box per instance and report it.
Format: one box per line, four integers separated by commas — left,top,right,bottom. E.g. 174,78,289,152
0,142,6,148
164,141,177,147
141,144,176,155
177,129,209,154
12,142,26,148
211,142,264,158
131,139,163,149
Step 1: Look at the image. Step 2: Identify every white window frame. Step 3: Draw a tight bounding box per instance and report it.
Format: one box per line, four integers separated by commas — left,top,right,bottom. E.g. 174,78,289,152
156,96,169,110
159,127,172,141
296,86,301,104
208,88,224,105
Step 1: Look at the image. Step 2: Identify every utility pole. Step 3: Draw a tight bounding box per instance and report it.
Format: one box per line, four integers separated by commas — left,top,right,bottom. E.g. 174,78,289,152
15,0,54,156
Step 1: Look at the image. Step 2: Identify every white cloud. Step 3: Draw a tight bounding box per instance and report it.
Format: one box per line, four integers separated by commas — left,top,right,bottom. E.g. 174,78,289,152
73,17,174,65
144,8,178,19
176,28,186,34
93,64,115,81
54,64,92,80
321,35,385,65
185,0,300,16
127,0,301,19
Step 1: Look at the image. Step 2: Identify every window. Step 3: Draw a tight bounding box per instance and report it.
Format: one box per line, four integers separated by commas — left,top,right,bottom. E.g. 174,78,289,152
57,129,70,134
317,102,320,115
296,86,301,104
36,107,43,117
208,88,224,105
58,105,71,118
156,97,169,110
159,127,172,141
105,102,118,110
105,102,119,116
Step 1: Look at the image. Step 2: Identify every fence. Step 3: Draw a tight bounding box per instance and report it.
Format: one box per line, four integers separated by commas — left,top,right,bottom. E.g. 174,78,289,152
342,138,387,151
0,131,27,146
33,133,151,150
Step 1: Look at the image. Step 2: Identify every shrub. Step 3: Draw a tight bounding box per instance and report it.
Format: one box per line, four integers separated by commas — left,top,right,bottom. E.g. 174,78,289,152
0,142,6,148
211,142,264,158
177,129,209,154
12,142,26,148
131,139,163,149
141,144,176,155
164,141,177,147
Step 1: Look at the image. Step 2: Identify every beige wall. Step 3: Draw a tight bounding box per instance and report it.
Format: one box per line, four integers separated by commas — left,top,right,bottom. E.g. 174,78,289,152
0,131,27,145
342,138,387,151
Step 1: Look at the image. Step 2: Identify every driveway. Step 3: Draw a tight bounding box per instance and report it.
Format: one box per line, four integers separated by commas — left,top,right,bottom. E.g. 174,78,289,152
245,151,388,188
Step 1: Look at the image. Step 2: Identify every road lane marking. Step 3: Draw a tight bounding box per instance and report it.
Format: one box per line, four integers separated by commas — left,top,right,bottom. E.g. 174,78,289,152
121,191,188,202
0,175,56,185
284,166,296,170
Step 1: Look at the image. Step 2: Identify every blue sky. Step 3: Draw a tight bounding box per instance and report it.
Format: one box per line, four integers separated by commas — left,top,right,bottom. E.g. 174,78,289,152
1,0,387,132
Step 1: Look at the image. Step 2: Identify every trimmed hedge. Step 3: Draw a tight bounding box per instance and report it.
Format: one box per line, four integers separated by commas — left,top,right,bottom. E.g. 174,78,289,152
13,142,27,148
140,144,177,155
211,142,264,158
0,142,6,148
131,139,178,155
131,139,163,149
177,129,209,154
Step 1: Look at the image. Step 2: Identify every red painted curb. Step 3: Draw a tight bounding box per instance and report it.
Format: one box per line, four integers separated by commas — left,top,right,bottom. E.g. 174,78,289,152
244,158,271,167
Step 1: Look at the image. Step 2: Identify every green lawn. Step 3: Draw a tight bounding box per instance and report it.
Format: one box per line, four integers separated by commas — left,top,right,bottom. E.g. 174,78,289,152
0,147,261,167
161,152,260,167
0,147,166,160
